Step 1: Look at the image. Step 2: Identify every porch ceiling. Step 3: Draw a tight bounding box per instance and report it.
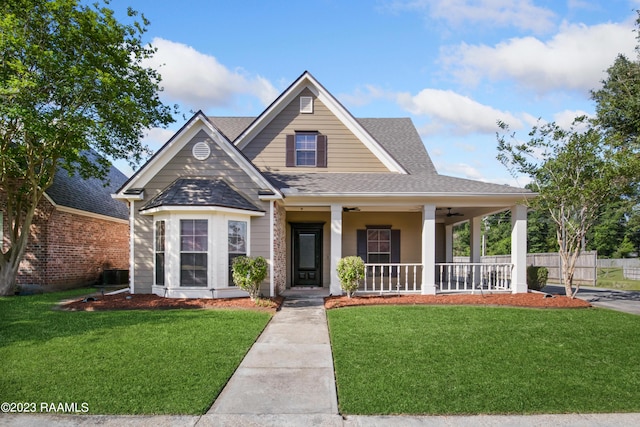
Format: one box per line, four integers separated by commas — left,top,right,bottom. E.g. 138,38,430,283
283,204,513,224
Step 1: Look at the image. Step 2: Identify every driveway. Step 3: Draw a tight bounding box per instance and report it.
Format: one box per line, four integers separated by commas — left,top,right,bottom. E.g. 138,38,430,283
542,284,640,315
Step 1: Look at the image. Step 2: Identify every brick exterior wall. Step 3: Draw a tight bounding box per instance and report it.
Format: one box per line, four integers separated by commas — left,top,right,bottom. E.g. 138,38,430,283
2,192,129,290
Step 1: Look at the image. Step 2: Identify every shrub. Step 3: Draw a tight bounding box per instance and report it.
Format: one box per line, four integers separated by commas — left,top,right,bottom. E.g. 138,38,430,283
527,266,549,291
231,256,268,301
337,256,365,298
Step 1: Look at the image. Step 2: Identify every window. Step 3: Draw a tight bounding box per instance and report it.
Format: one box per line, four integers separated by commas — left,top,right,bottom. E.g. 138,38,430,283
295,133,317,166
180,219,208,287
228,220,247,286
357,228,401,276
286,133,327,167
366,229,391,263
154,220,165,286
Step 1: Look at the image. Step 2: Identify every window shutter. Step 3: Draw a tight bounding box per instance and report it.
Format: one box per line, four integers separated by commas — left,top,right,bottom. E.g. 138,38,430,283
316,135,327,168
286,134,295,167
357,229,367,261
391,229,401,277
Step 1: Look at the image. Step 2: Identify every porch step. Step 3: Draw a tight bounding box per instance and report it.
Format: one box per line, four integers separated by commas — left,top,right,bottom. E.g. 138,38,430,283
281,287,331,298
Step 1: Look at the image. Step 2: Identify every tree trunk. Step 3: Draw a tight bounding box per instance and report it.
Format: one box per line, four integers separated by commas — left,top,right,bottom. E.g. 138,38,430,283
0,260,19,296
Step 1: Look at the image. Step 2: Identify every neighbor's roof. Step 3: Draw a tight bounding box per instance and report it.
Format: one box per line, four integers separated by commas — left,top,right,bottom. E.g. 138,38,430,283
210,116,529,196
140,178,263,212
45,151,129,220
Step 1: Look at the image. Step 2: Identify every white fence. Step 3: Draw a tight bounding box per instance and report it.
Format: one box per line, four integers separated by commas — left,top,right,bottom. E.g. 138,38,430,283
361,263,422,293
454,251,598,286
436,263,512,293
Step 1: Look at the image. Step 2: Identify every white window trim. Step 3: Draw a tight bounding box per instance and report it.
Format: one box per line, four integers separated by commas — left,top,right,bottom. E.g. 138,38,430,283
151,212,254,297
295,133,317,167
226,216,251,288
154,219,166,287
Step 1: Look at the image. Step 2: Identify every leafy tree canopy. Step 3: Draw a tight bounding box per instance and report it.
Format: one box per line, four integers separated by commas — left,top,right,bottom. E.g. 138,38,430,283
0,0,175,294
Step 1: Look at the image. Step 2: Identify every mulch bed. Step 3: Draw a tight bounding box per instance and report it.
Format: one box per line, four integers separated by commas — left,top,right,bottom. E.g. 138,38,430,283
61,292,284,312
60,290,590,312
325,292,591,309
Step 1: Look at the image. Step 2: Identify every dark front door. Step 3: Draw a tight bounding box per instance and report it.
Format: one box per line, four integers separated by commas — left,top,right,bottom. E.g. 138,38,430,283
292,224,323,286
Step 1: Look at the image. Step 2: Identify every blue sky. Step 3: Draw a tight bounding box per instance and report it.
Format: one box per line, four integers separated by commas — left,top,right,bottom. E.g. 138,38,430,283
111,0,639,186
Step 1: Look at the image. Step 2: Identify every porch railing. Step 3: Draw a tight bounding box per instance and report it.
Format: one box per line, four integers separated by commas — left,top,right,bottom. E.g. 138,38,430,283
362,263,422,293
359,262,513,294
436,263,513,293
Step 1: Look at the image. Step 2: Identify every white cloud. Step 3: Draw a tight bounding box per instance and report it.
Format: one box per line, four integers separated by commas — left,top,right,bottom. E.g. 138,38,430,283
437,161,486,181
397,88,522,135
142,127,176,152
553,109,592,128
441,20,637,93
145,38,279,110
339,84,391,107
383,0,556,33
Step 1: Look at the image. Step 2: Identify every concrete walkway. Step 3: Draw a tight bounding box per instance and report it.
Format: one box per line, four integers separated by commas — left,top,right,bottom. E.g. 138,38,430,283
3,290,640,426
203,292,342,426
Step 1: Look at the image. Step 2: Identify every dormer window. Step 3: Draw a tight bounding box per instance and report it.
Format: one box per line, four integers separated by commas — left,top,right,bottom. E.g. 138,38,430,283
285,132,327,168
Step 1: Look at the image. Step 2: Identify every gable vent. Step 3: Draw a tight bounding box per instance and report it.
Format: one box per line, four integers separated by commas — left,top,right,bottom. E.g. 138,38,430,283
300,96,313,113
192,141,211,160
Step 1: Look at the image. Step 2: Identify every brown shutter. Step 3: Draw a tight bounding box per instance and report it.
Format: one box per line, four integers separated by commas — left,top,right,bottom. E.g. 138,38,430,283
286,134,295,167
357,229,367,261
316,134,327,168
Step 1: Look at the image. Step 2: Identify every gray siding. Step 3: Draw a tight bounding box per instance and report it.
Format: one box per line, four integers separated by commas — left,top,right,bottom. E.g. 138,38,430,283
242,88,388,172
133,129,272,293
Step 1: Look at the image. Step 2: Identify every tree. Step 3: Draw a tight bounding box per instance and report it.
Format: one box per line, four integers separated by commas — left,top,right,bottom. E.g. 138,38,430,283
0,0,174,295
497,117,633,298
591,10,640,155
586,201,628,258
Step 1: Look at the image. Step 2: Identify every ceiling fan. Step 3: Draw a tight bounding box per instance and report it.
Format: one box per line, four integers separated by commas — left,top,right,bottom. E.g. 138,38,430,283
446,208,463,217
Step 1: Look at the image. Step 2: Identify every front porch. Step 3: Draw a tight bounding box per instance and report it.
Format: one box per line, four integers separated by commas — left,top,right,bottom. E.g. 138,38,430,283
279,201,528,296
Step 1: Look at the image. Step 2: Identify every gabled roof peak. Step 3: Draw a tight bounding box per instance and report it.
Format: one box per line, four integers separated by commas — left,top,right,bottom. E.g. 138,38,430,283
234,71,407,174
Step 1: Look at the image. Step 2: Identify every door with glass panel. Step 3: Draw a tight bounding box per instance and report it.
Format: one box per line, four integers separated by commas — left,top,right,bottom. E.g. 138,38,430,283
292,223,323,286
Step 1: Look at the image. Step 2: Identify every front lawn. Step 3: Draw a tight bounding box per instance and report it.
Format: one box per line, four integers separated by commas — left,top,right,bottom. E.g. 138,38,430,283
0,289,271,415
328,305,640,415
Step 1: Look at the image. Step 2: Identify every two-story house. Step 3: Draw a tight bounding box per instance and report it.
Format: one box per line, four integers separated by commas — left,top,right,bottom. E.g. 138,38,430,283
113,71,533,298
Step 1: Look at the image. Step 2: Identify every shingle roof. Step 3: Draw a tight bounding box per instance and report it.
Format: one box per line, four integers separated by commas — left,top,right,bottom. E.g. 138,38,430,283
263,172,530,195
209,116,531,196
140,178,263,212
210,117,255,142
45,151,129,220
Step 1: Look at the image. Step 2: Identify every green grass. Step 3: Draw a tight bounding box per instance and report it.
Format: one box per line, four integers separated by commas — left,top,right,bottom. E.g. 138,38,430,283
0,289,271,415
597,267,640,290
328,305,640,415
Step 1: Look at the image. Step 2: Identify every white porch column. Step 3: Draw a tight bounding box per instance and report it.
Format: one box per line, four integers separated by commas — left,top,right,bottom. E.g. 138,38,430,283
470,216,482,286
330,204,343,295
470,216,482,263
421,204,437,295
445,224,454,263
511,204,528,293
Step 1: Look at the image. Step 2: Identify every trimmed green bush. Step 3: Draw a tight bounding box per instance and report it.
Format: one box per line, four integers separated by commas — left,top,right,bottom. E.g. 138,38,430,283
527,265,549,291
337,256,365,298
232,256,268,300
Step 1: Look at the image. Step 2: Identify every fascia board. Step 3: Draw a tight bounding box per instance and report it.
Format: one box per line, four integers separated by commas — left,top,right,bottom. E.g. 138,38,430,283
139,205,266,216
115,112,209,194
114,112,281,199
